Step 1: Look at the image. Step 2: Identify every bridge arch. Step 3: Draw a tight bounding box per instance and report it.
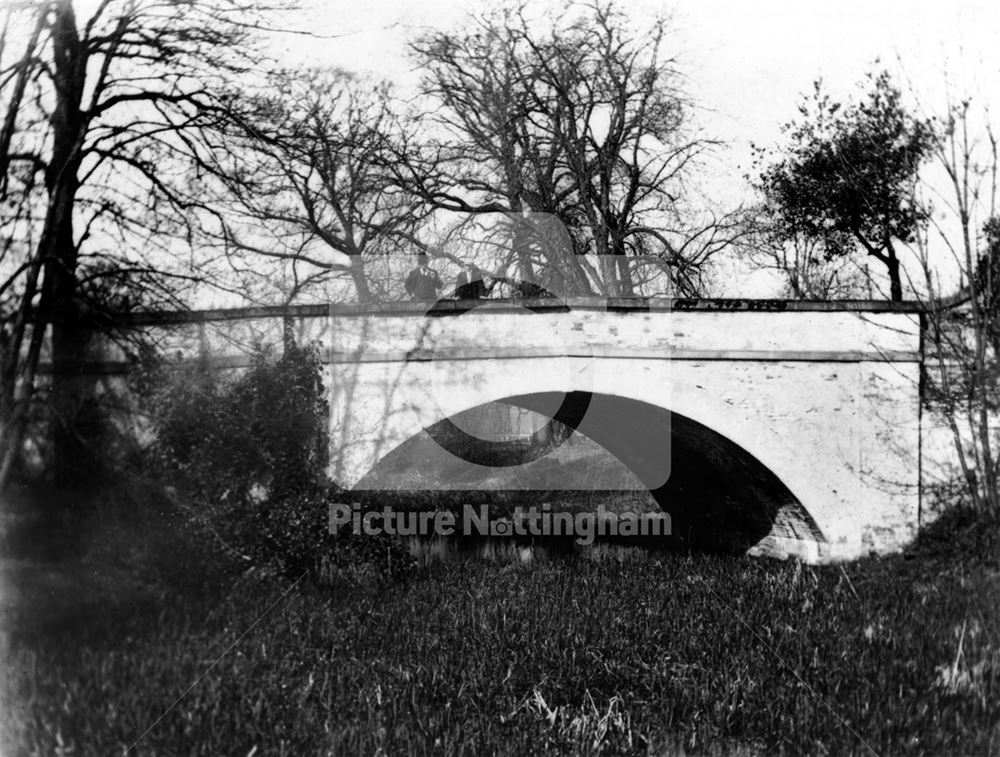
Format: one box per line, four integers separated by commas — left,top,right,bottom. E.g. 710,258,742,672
329,356,851,559
360,389,825,556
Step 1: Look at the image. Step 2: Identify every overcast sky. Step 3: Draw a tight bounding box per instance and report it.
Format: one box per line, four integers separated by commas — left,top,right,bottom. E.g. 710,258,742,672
274,0,1000,204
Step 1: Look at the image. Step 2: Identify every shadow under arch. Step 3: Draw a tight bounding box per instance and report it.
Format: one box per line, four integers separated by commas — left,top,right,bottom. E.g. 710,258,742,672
357,391,825,555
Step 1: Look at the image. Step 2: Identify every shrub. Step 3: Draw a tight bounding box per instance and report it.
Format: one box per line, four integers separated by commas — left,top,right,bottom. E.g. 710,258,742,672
246,483,415,583
152,344,326,501
150,342,413,583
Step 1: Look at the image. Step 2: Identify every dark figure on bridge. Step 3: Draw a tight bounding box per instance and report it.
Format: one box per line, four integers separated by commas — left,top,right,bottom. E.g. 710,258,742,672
404,253,443,301
455,263,488,300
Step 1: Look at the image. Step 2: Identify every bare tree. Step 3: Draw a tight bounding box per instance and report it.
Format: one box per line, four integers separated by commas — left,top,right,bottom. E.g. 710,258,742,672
917,97,999,519
0,0,286,491
203,68,426,306
399,2,738,296
740,206,871,299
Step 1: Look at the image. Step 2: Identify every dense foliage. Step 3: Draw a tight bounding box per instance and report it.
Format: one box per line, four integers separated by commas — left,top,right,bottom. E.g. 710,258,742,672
755,70,933,301
150,344,412,581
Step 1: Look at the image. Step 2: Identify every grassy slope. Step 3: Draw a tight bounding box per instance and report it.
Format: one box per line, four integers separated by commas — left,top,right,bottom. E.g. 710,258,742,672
1,509,999,756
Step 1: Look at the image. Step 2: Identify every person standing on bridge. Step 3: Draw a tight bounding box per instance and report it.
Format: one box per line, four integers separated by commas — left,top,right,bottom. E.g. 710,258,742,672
455,263,488,300
404,252,443,301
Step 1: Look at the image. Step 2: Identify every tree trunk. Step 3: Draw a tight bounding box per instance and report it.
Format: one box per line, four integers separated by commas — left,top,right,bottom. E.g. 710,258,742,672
616,253,634,297
0,308,47,491
511,213,536,289
886,242,903,302
48,191,95,491
349,254,372,303
50,305,102,491
46,2,93,491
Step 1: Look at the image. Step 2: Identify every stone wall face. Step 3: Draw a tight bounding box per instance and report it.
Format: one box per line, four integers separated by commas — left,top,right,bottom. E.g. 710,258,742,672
328,304,923,562
328,307,921,363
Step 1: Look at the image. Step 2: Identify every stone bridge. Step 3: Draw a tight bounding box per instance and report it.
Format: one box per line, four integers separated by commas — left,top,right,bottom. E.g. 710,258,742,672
327,298,923,563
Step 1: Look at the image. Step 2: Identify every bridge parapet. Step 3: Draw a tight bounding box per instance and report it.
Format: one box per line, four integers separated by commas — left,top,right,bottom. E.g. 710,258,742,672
329,299,922,365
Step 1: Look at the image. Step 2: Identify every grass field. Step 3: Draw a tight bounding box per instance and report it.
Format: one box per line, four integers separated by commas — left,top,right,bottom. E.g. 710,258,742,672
2,510,1000,755
1,502,999,756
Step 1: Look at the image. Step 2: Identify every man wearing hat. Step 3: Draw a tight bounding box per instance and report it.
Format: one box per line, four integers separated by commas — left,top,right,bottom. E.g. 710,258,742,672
404,253,443,301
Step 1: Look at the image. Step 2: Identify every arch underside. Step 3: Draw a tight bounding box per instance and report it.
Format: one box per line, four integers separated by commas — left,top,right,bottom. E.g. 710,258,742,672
358,391,825,555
